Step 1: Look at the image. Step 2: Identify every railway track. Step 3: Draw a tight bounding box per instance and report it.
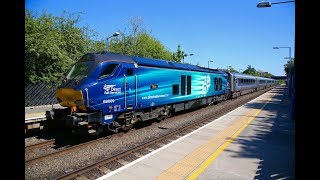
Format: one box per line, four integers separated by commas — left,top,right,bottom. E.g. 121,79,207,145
25,139,55,151
25,132,121,164
52,87,273,180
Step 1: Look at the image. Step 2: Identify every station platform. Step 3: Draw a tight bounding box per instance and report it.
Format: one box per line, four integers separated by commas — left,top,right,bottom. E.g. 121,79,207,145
25,104,62,131
25,104,61,120
96,85,295,180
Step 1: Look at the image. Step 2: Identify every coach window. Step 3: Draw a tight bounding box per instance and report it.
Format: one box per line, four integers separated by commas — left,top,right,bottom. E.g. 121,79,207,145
99,64,119,79
172,84,179,95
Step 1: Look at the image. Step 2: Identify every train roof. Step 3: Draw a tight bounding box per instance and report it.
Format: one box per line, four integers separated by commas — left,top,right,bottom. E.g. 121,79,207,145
80,52,136,64
230,72,276,80
82,52,227,75
231,72,257,78
132,56,226,74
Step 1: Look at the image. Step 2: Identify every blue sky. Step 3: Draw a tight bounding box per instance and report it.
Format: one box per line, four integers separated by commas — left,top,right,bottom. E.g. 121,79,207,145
25,0,295,76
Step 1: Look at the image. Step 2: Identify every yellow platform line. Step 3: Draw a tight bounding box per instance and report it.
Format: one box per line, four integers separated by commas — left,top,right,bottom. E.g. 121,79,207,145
154,94,274,180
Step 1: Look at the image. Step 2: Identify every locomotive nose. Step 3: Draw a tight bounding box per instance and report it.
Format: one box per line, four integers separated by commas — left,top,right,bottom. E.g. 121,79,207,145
56,88,87,111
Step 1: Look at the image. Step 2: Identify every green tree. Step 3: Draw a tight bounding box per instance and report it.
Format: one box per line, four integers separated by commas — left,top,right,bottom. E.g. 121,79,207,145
109,17,174,60
242,65,257,76
25,10,73,84
227,66,239,73
284,58,294,76
242,65,273,77
172,44,186,62
25,10,105,84
256,70,273,78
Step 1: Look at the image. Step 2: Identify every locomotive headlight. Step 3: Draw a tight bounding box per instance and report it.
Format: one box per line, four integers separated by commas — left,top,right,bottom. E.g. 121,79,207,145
75,100,83,106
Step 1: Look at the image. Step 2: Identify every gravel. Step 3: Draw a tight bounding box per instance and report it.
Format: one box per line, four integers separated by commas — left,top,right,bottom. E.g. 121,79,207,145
25,137,48,147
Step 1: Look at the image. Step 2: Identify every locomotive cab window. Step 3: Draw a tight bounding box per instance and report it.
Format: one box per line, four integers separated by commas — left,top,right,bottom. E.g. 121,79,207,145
127,68,133,76
99,64,119,79
66,60,94,81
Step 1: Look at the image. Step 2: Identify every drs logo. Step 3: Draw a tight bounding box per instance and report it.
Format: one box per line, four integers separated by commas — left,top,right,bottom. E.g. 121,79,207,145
103,85,121,94
202,75,211,93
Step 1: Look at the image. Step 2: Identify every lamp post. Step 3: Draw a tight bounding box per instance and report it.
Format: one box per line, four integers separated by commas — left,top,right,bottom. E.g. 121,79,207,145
106,32,120,52
208,60,213,68
259,1,295,119
273,46,292,96
182,53,194,63
257,1,294,8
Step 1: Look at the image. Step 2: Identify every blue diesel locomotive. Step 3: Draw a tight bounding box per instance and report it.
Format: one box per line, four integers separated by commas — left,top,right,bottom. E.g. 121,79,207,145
46,52,277,135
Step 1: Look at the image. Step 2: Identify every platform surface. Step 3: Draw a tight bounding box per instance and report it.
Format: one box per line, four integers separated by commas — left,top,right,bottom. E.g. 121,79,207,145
25,104,61,121
95,85,294,180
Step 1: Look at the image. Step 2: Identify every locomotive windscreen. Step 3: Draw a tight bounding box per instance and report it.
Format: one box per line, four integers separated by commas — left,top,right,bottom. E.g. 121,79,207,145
66,60,94,81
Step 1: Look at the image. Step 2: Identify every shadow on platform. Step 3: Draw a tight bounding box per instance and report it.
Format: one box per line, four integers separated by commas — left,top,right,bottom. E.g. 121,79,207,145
224,86,295,179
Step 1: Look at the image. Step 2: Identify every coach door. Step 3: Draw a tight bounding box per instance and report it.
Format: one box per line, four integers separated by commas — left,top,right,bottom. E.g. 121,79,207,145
124,68,137,110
